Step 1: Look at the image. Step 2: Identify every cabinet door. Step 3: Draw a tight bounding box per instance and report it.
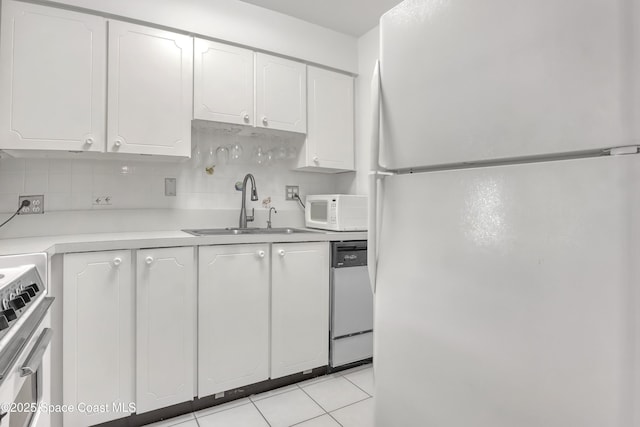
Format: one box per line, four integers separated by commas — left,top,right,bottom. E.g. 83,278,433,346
271,242,329,378
303,66,355,171
63,251,134,427
256,53,306,133
199,244,270,396
107,21,192,156
194,39,254,126
137,247,195,413
0,0,106,152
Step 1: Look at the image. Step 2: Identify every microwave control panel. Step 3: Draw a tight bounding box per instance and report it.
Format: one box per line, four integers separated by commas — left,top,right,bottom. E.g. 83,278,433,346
329,200,338,225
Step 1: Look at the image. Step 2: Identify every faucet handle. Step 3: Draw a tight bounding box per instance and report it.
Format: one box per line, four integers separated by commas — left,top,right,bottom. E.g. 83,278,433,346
247,208,255,222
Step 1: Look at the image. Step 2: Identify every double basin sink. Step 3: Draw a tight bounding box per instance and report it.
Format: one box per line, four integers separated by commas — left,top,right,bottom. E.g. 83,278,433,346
182,227,314,236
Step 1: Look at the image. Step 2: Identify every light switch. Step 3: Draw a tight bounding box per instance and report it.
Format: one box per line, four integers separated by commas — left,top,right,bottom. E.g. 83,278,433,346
165,178,177,196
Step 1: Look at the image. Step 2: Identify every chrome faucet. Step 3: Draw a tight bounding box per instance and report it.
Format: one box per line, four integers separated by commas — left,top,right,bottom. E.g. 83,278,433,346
267,207,277,229
239,173,258,228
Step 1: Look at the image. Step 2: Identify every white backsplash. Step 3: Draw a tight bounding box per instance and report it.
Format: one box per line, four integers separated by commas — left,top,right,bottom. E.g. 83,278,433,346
0,126,343,215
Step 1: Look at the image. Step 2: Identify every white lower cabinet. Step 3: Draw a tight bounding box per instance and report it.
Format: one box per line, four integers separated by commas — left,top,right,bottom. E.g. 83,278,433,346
271,242,330,378
198,244,270,396
63,250,134,427
62,241,330,421
136,247,196,413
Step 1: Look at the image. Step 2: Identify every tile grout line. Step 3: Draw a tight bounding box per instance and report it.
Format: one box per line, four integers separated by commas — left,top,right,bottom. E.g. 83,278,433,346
297,384,345,427
327,396,372,413
327,412,344,427
341,373,374,398
251,399,273,427
289,413,336,427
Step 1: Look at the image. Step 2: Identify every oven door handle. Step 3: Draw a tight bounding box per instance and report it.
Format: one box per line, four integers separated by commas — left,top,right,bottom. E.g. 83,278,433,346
20,328,52,377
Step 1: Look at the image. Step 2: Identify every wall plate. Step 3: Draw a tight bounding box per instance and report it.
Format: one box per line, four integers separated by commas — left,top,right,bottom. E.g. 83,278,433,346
19,195,44,214
165,178,177,196
285,185,299,201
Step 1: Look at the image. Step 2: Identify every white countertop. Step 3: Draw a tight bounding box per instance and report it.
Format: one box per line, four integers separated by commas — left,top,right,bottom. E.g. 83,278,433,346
0,229,368,257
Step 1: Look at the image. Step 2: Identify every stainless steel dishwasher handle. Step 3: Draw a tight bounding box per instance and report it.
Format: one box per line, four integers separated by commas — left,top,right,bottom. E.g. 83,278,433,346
20,328,53,377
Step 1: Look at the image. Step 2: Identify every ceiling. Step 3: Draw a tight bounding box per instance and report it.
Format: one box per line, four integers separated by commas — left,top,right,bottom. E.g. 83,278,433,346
238,0,402,36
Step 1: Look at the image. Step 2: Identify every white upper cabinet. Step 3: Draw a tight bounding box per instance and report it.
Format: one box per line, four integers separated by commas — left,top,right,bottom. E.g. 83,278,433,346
0,0,106,152
107,21,192,156
298,66,354,172
194,39,254,126
136,247,195,413
256,53,306,133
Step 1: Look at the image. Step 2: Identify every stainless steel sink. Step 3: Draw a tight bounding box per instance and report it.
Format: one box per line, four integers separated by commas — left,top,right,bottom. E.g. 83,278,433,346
182,227,314,236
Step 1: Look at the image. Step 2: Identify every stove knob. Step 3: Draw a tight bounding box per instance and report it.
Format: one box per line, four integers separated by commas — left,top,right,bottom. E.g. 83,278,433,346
1,309,17,321
24,287,36,298
0,316,8,331
9,296,25,311
27,283,40,294
18,292,31,303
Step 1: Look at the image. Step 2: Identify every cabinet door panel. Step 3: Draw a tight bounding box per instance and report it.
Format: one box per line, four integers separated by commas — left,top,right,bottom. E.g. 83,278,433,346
0,0,106,151
108,21,192,156
63,251,133,427
199,244,270,396
194,39,254,125
304,66,355,171
271,242,329,378
256,53,306,133
137,247,195,413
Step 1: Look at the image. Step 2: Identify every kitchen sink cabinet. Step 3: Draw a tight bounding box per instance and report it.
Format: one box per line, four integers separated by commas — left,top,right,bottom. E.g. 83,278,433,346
194,39,254,126
62,250,134,427
297,66,355,172
271,242,329,378
256,53,307,133
107,21,193,157
0,0,106,152
136,247,196,413
198,244,270,396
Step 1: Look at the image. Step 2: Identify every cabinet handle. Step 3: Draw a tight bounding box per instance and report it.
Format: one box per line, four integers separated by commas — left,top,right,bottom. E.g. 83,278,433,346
262,117,268,126
112,257,122,267
113,139,122,149
313,156,320,163
243,114,250,122
85,137,94,146
145,256,154,265
257,250,265,258
278,249,285,257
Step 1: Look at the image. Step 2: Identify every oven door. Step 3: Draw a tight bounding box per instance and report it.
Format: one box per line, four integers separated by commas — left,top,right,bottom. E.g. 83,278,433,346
0,299,54,427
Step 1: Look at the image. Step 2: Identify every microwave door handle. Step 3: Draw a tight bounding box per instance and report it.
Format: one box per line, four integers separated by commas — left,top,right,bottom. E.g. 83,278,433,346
20,328,53,377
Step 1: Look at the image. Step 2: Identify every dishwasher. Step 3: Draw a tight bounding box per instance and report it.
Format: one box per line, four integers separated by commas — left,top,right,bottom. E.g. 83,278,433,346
330,241,373,368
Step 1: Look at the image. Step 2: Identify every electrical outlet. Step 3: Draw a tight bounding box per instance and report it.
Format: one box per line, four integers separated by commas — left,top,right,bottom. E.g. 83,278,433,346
19,195,44,214
285,185,299,201
92,195,113,206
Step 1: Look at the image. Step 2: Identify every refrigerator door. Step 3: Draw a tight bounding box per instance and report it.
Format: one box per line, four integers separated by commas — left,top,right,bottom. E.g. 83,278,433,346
379,0,639,169
374,155,640,426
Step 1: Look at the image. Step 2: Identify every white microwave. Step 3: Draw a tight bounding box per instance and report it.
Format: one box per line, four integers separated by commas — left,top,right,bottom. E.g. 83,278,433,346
305,195,368,231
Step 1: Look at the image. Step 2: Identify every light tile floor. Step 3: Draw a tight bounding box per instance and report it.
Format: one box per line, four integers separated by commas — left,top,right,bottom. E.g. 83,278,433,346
147,364,374,427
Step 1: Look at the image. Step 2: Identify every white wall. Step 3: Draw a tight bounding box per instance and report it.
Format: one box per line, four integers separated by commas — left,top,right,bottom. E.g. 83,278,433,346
337,26,380,195
41,0,358,74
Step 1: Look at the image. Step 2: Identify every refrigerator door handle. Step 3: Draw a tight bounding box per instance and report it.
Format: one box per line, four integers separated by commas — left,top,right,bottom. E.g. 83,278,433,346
368,60,382,294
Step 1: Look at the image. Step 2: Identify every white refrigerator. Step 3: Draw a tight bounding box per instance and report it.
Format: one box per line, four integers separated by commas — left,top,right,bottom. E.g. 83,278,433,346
369,0,640,426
